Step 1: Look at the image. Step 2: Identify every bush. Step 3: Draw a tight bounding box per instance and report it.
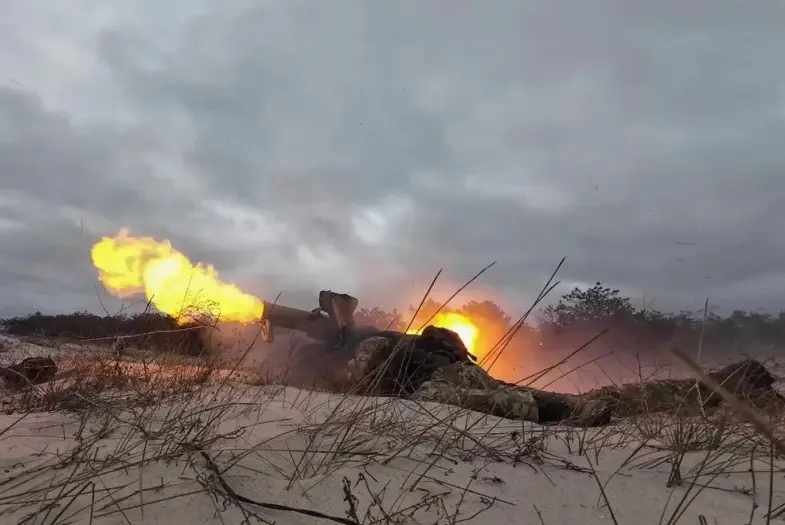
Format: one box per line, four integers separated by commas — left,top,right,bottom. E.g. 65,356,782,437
1,311,207,355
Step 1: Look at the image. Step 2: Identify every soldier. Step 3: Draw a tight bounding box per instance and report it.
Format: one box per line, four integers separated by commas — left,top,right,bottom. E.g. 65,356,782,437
261,291,782,425
262,290,614,426
345,324,614,427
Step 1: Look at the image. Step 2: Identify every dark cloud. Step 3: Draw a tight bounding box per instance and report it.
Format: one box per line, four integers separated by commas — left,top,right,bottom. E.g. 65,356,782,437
1,0,785,319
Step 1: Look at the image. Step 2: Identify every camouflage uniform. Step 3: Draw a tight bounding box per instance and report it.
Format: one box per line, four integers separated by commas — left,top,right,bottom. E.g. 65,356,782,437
411,361,539,421
346,335,392,382
349,328,612,426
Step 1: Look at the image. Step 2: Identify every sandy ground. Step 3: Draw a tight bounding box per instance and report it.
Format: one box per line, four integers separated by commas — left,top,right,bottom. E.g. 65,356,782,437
0,386,783,524
0,334,784,524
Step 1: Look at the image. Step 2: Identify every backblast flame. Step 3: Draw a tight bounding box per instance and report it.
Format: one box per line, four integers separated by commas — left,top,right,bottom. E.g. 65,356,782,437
90,229,482,353
90,229,264,324
407,311,480,358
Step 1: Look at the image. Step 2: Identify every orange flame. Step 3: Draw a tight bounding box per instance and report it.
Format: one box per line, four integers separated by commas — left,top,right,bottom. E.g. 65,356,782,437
90,229,264,324
406,312,480,357
90,230,482,354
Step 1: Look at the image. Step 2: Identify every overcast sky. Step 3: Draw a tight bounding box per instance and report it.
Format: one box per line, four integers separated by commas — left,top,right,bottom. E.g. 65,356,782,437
1,0,784,319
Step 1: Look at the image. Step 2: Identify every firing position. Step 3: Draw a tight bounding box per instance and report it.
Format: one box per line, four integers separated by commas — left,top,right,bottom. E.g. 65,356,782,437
261,291,616,427
260,291,784,426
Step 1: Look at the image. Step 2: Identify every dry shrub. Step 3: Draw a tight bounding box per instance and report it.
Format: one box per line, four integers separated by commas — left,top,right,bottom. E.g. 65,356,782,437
1,262,783,523
2,311,209,355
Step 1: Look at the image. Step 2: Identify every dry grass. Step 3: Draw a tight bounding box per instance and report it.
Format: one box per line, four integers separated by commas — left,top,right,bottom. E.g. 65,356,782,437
0,265,784,524
0,332,783,524
0,340,516,524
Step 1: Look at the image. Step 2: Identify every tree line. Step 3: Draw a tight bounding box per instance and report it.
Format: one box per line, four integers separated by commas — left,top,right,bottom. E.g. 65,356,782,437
357,282,785,359
3,282,783,359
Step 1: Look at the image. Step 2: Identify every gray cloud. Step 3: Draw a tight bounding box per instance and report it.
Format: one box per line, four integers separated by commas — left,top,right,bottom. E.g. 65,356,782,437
1,0,785,319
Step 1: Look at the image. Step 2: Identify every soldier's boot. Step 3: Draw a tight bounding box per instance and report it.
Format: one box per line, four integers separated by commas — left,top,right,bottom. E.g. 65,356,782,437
532,391,614,427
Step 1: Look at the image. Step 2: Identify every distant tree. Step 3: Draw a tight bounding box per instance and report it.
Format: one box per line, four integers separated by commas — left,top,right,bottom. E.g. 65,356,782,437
406,299,451,330
671,310,700,328
540,282,634,330
459,300,512,328
458,299,521,360
632,308,678,342
355,299,514,336
354,307,404,331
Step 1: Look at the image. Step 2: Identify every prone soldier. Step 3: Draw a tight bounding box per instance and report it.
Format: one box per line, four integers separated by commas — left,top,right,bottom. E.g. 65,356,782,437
261,291,614,426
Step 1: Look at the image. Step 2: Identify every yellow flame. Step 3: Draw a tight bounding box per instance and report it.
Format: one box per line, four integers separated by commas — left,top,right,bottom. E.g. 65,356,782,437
406,311,479,357
90,229,264,324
